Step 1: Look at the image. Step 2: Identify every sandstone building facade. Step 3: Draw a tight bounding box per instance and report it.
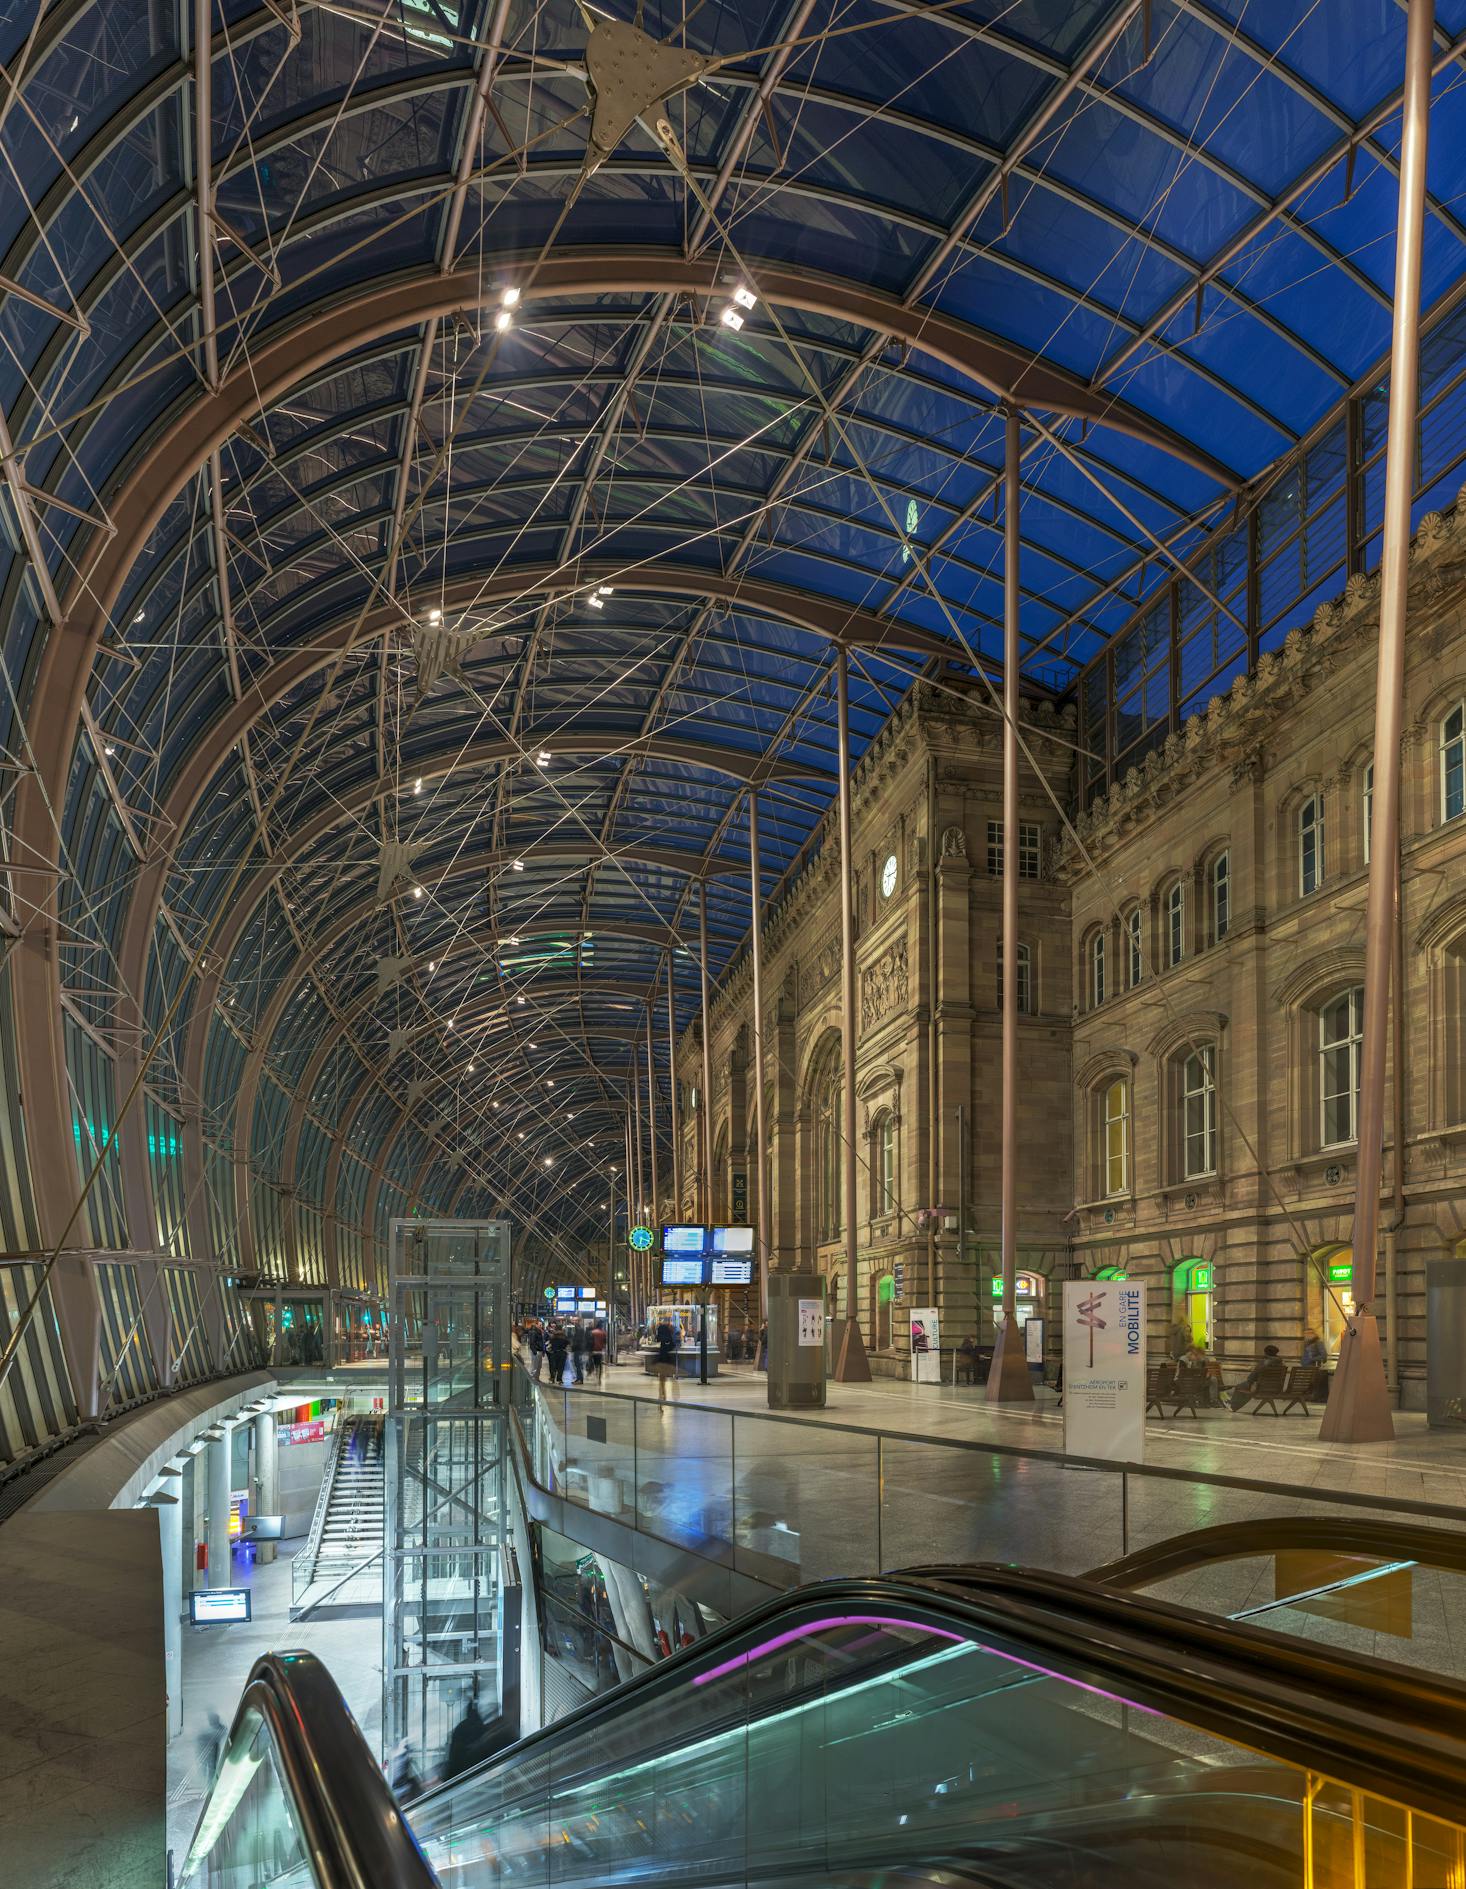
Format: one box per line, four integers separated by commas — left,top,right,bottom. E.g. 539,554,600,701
670,508,1466,1408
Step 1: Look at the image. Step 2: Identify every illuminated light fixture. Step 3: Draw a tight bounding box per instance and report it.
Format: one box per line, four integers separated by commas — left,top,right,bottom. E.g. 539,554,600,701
516,995,526,1006
587,592,603,609
133,610,146,624
494,308,512,333
517,1131,525,1141
104,744,116,757
720,307,744,331
428,960,436,972
501,285,520,309
543,1156,553,1168
597,585,614,597
548,1079,556,1088
511,859,524,872
468,1062,476,1073
536,749,551,767
507,935,520,945
413,777,423,794
732,285,757,310
492,1101,500,1110
428,607,442,624
413,885,424,899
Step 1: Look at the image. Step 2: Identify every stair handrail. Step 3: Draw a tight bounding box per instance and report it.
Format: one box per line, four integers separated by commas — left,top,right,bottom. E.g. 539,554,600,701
295,1409,351,1589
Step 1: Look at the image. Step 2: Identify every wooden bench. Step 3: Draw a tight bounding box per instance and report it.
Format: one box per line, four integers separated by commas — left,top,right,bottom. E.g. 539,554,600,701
1152,1362,1210,1418
1145,1364,1176,1415
1233,1359,1289,1413
1280,1365,1329,1415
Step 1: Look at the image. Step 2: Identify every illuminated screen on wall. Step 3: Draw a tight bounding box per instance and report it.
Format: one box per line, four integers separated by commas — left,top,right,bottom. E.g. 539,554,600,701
709,1255,753,1285
661,1256,704,1286
712,1225,754,1255
190,1588,252,1626
663,1225,753,1258
663,1225,704,1253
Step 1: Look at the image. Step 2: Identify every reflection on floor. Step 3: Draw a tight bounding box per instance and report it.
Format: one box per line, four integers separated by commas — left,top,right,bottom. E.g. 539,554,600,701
166,1541,383,1874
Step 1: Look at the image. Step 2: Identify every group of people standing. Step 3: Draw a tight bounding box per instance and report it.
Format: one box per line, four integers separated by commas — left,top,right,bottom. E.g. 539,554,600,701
521,1317,607,1385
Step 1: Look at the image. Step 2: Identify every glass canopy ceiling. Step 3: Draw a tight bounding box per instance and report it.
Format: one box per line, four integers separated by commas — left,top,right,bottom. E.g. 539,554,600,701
2,0,1464,1256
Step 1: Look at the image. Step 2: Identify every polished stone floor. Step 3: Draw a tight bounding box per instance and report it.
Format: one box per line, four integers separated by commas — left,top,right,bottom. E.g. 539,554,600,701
166,1543,384,1875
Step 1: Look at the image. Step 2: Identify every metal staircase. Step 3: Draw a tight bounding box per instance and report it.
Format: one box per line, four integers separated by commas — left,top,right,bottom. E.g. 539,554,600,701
315,1415,385,1580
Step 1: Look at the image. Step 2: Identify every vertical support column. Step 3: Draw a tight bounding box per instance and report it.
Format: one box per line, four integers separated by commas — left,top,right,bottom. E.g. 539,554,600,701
1322,0,1433,1443
748,793,770,1314
253,1407,279,1566
833,649,870,1381
207,1427,232,1589
147,1492,184,1739
698,885,714,1222
665,959,682,1216
988,407,1034,1403
631,1056,645,1225
645,1024,660,1229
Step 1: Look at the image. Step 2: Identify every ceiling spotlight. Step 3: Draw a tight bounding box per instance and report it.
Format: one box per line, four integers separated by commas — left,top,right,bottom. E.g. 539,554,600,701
507,935,520,945
597,585,614,597
720,307,744,331
501,285,520,309
536,749,551,767
132,610,146,624
428,959,436,972
412,885,423,899
413,776,423,794
587,593,603,610
548,1079,556,1088
494,308,512,333
517,1131,525,1141
103,744,116,757
516,995,526,1006
732,285,757,310
428,607,442,624
468,1062,476,1073
511,859,524,872
543,1156,553,1168
492,1101,500,1110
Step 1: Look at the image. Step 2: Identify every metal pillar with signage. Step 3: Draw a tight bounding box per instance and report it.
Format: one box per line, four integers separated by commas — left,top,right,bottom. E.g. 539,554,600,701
384,1218,511,1762
767,1272,826,1410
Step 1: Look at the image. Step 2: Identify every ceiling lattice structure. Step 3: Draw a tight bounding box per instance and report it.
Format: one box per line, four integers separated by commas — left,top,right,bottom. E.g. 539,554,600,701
3,0,1465,1266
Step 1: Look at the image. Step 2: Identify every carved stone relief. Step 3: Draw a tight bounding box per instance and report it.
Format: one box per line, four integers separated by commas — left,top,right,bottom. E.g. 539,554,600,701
860,941,909,1034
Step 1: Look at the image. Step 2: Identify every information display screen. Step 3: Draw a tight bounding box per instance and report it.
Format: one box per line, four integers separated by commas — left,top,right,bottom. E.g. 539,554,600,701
712,1225,754,1255
660,1256,704,1286
190,1588,252,1626
708,1255,754,1285
663,1225,704,1253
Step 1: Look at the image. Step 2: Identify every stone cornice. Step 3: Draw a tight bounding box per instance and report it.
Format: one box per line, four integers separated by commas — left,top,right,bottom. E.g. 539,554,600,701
1055,483,1466,877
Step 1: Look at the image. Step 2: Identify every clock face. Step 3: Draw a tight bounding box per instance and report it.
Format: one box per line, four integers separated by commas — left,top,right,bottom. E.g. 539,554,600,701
881,853,898,899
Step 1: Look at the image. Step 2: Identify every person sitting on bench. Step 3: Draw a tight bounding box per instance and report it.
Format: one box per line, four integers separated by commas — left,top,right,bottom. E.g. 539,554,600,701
1229,1343,1282,1410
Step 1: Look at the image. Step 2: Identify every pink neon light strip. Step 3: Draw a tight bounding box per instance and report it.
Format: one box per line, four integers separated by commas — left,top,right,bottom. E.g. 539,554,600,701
690,1612,1161,1718
692,1616,963,1685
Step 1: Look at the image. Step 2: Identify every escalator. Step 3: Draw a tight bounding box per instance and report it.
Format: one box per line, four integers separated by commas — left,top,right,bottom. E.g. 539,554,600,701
178,1560,1466,1887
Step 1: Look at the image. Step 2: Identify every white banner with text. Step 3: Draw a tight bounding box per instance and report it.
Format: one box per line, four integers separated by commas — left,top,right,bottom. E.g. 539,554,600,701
1062,1279,1146,1463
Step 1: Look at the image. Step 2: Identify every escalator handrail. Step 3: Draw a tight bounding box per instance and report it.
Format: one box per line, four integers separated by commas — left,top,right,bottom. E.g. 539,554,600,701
408,1560,1466,1834
1089,1513,1466,1589
179,1651,439,1889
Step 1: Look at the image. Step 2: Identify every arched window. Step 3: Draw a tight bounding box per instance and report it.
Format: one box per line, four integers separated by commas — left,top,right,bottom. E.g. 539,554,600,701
1101,1078,1129,1196
1211,852,1230,942
1442,703,1465,823
1299,794,1324,897
1320,987,1363,1146
817,1085,842,1241
1182,1046,1216,1177
1166,881,1186,966
1362,761,1374,865
995,938,1034,1014
872,1111,896,1215
1125,907,1143,988
1090,931,1106,1008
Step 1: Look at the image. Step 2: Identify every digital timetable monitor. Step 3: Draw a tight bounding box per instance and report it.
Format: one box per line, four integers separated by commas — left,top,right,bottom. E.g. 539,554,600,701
659,1226,755,1287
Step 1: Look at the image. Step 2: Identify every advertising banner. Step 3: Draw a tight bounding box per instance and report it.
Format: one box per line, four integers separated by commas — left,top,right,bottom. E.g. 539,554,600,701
909,1307,941,1383
279,1418,328,1446
1062,1279,1146,1463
